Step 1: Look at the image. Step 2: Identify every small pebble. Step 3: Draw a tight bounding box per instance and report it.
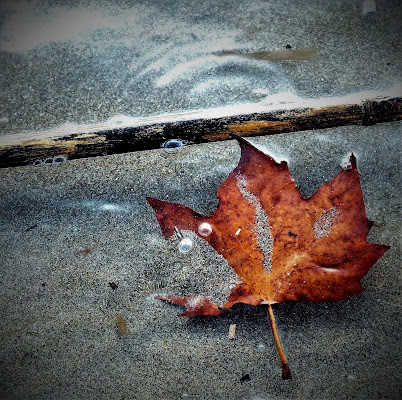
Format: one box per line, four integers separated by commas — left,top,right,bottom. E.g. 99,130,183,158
228,324,236,339
116,314,128,335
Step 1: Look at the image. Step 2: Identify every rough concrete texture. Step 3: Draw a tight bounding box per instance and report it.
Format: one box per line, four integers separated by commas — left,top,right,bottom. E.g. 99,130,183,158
0,122,400,399
0,0,401,135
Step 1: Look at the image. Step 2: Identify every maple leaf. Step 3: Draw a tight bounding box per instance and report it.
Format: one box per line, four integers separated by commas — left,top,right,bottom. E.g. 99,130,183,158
146,135,389,379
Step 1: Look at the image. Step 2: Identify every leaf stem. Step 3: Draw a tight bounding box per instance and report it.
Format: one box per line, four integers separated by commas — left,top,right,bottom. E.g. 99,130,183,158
268,303,292,380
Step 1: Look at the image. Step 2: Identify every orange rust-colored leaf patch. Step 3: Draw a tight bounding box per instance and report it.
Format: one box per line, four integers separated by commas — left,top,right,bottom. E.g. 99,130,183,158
146,136,388,378
202,120,294,141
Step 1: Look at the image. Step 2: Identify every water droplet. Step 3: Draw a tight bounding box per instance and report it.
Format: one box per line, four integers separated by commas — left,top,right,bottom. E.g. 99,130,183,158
33,159,43,166
198,222,212,237
53,155,66,164
257,343,266,352
163,139,186,153
44,157,54,164
178,237,193,253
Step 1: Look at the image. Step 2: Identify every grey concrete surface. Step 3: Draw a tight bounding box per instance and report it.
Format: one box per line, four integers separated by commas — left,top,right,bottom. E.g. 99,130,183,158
0,0,401,135
0,122,400,399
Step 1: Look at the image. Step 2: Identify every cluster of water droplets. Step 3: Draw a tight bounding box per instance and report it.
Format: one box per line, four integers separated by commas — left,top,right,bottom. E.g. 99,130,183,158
33,155,66,166
176,222,212,254
162,139,214,255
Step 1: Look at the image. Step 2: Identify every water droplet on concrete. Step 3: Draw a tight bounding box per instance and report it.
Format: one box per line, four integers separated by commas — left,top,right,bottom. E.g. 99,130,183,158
53,155,66,164
178,237,193,253
163,139,186,153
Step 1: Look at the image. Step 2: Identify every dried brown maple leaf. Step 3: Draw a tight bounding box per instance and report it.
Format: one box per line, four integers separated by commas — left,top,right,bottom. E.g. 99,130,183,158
146,136,389,379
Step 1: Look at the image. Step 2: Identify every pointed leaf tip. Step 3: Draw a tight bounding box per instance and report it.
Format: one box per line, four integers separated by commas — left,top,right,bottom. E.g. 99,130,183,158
340,152,358,170
229,132,250,144
146,196,158,207
156,295,224,316
350,153,357,168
